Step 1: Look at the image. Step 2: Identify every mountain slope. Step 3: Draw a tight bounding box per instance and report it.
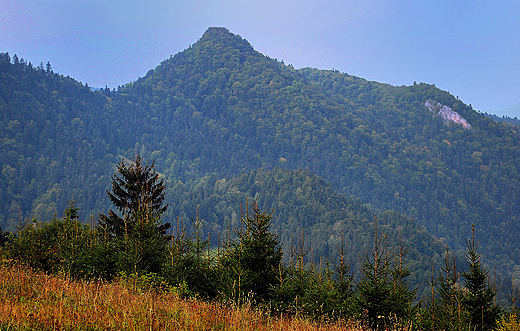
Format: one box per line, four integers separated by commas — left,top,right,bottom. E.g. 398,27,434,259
300,68,520,251
0,53,119,228
165,167,445,297
1,27,520,285
112,28,520,270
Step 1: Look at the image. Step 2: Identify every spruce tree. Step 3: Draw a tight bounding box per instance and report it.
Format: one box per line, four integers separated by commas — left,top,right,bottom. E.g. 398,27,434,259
0,226,9,248
431,245,470,331
356,217,416,330
356,217,393,330
164,212,217,298
219,202,282,304
99,155,169,238
98,155,170,275
462,225,500,331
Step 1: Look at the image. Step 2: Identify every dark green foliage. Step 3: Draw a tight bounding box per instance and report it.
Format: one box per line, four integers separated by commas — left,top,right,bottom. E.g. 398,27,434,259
422,228,502,331
332,231,356,316
166,168,445,298
6,201,102,278
268,228,356,319
0,52,115,228
462,226,500,330
275,263,348,318
272,250,356,319
114,206,166,275
483,112,520,126
163,215,217,298
389,244,417,326
99,155,169,239
98,156,170,276
430,247,470,331
92,224,119,279
355,218,416,330
0,226,9,247
2,185,506,329
219,202,282,304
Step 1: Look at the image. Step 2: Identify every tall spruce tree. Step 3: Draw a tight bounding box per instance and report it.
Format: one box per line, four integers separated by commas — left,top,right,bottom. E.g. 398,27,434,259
98,155,170,275
99,156,169,237
429,245,470,331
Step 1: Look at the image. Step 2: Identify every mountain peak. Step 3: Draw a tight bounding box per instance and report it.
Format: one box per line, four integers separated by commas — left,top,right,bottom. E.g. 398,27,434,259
201,27,234,39
197,27,254,52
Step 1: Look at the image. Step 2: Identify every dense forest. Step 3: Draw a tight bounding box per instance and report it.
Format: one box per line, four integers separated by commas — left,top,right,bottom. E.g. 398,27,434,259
2,156,509,330
2,27,520,295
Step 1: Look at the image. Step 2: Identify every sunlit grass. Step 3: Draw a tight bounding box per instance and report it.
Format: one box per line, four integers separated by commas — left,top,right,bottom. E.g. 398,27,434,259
0,263,363,330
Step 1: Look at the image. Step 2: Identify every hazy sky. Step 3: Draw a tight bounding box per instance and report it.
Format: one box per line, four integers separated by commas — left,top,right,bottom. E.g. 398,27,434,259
2,0,519,116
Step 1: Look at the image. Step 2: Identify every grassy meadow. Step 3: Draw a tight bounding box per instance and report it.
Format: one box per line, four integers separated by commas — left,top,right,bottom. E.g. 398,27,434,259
0,263,362,331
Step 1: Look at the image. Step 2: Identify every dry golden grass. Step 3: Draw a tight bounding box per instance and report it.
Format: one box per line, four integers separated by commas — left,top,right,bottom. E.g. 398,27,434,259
0,263,364,330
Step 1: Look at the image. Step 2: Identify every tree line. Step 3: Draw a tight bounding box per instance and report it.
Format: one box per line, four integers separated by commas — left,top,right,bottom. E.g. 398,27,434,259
1,156,514,330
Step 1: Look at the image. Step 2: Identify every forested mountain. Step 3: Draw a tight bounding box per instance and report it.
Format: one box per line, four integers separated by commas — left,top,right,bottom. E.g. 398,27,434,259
1,27,520,286
0,53,117,228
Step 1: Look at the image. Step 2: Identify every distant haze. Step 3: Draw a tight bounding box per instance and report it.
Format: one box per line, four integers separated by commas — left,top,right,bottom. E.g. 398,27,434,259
1,0,519,117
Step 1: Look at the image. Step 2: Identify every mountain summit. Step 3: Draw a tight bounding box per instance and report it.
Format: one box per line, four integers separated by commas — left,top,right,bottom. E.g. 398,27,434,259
199,27,254,50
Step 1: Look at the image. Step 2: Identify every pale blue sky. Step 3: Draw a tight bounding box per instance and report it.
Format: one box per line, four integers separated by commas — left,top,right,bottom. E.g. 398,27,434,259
2,0,519,116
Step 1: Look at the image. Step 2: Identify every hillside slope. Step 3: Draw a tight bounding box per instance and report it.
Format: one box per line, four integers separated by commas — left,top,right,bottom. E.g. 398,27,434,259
0,53,118,229
165,167,444,297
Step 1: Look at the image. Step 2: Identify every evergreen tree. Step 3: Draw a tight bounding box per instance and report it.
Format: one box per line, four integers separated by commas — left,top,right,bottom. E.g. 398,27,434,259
356,217,416,330
0,226,9,248
334,231,355,316
164,212,217,298
7,200,99,278
219,201,282,304
99,155,169,238
389,231,417,325
65,199,80,220
98,155,170,275
462,225,500,331
356,218,394,330
429,245,470,331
